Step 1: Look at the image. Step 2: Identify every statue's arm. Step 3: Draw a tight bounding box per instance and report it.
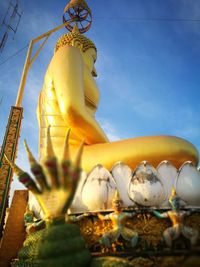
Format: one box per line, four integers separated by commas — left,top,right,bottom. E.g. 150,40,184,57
152,210,168,219
49,46,109,145
69,213,88,222
97,213,110,220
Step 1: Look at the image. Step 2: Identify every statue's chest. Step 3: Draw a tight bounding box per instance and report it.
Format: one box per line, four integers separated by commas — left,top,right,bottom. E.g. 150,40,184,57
168,211,185,224
84,70,99,110
111,213,126,226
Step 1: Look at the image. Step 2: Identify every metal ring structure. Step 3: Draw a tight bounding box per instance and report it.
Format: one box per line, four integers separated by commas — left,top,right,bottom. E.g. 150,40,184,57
63,0,92,34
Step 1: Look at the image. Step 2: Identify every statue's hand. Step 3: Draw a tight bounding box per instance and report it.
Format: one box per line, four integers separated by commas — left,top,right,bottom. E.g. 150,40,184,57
5,128,84,220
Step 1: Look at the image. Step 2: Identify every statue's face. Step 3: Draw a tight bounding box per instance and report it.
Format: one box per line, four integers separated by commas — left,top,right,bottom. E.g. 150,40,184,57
81,48,97,76
112,200,123,212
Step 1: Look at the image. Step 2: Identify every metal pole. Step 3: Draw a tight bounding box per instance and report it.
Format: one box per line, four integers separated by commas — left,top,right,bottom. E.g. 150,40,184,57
15,22,69,107
15,40,33,107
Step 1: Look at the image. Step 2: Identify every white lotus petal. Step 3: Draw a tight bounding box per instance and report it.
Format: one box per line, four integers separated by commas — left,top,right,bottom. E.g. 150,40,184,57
157,161,177,207
81,164,117,211
128,161,165,206
111,162,134,207
176,161,200,206
69,171,88,214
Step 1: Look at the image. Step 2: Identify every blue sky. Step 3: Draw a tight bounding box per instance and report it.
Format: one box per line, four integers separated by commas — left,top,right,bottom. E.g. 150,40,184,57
0,0,200,197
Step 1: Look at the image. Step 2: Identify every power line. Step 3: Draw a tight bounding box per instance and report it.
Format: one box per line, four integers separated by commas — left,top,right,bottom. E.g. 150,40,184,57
0,44,28,66
95,17,200,22
0,16,200,67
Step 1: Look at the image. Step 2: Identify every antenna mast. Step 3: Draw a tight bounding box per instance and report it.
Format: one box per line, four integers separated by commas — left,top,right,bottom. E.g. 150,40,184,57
0,0,23,53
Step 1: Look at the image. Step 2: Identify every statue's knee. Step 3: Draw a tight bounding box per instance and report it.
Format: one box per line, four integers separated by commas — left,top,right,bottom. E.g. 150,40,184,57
163,230,173,247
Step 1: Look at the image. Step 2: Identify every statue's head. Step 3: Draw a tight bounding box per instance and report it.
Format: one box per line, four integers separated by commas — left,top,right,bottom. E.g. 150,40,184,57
169,188,180,210
55,24,97,76
112,190,123,212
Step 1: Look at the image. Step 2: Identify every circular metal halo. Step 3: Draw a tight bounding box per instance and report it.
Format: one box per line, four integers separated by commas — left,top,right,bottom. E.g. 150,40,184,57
63,4,92,34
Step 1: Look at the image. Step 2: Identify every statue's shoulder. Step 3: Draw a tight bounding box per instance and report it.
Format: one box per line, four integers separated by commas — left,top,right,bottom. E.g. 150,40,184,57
49,45,83,70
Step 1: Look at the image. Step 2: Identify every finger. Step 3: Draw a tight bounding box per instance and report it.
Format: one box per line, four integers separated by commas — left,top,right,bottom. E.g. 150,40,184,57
74,140,84,170
63,129,71,161
44,158,59,189
4,154,40,194
62,141,84,213
61,160,72,188
24,140,49,191
71,140,84,187
61,129,71,187
18,172,41,194
45,126,59,188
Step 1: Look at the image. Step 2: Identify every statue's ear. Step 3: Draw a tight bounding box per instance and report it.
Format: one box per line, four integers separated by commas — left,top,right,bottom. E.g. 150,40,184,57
92,66,97,77
72,40,83,51
79,43,84,51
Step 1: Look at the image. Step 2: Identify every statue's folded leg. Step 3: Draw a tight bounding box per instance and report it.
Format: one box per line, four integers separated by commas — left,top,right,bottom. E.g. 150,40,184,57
79,135,199,172
130,234,139,248
100,229,119,248
182,226,199,246
121,227,138,247
163,226,180,247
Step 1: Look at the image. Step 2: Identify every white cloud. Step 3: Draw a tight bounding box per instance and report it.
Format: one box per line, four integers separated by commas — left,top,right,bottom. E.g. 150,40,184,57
98,118,122,141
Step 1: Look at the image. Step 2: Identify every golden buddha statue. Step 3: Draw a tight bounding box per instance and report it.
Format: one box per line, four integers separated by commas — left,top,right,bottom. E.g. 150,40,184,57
37,25,199,172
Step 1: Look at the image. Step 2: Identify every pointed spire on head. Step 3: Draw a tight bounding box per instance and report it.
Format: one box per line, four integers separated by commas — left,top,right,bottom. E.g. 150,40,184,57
74,140,84,169
72,23,80,34
24,140,37,166
4,154,24,176
46,125,55,158
169,187,178,203
113,190,121,202
63,129,71,161
170,187,177,198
